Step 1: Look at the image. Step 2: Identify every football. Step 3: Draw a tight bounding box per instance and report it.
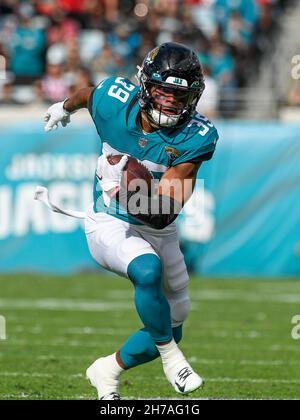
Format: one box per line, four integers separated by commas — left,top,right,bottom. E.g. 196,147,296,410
107,154,153,195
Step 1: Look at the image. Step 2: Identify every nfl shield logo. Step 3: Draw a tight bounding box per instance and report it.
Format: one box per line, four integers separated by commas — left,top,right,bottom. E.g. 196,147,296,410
139,138,148,148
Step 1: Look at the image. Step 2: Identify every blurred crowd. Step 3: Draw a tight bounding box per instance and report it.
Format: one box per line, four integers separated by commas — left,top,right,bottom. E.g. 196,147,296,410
0,0,295,117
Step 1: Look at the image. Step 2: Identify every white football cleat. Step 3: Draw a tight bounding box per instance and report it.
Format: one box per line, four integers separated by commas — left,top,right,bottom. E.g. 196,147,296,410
86,354,123,400
156,339,204,395
173,365,204,394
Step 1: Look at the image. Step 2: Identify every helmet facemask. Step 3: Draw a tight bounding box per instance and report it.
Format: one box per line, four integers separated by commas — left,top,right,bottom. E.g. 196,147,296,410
137,66,203,129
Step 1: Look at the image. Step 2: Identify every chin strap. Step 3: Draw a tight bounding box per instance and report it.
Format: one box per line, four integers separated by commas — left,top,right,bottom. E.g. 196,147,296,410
34,186,86,219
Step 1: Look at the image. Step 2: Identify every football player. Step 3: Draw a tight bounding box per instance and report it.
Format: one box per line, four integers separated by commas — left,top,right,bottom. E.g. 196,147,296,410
44,42,219,399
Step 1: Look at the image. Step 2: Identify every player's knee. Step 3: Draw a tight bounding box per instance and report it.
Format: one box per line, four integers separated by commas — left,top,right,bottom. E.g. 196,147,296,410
127,254,162,289
170,296,191,326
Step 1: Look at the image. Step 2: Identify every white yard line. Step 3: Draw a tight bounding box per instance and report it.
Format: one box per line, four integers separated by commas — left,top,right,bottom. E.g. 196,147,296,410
3,338,299,352
1,371,300,385
188,358,296,367
0,298,133,312
0,393,93,400
0,371,85,379
208,377,300,385
0,352,296,368
192,290,300,304
3,338,127,347
29,354,299,367
1,288,300,313
63,327,134,335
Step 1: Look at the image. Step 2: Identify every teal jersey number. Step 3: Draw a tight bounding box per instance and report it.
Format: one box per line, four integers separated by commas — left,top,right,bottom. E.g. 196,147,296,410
90,76,219,224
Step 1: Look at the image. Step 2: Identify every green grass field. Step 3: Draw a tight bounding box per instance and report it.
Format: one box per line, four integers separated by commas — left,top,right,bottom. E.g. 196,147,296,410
0,274,300,400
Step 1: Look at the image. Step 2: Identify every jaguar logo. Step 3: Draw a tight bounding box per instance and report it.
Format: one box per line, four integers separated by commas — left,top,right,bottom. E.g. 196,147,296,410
165,146,181,161
146,47,160,64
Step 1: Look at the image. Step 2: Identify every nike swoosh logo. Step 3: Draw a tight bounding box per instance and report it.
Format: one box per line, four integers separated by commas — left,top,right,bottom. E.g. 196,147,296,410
175,381,186,393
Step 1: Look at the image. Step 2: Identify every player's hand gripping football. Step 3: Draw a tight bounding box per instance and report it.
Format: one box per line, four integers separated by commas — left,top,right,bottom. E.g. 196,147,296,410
96,153,128,206
44,100,72,132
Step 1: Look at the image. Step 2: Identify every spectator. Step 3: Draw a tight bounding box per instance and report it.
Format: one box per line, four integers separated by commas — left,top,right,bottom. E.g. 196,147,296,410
189,0,218,38
91,44,119,81
0,71,16,105
10,3,46,84
37,63,70,103
196,64,219,120
224,11,252,50
0,0,291,113
288,83,300,107
69,67,93,94
206,40,235,88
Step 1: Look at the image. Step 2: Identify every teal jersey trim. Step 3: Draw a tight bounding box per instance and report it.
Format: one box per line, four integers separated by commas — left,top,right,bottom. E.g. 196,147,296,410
89,76,219,224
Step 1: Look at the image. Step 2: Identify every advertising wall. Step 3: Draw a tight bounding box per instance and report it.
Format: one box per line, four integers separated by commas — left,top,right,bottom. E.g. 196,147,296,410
0,121,99,273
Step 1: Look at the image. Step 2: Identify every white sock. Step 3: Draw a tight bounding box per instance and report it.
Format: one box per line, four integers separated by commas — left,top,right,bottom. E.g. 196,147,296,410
105,353,124,378
156,339,187,373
